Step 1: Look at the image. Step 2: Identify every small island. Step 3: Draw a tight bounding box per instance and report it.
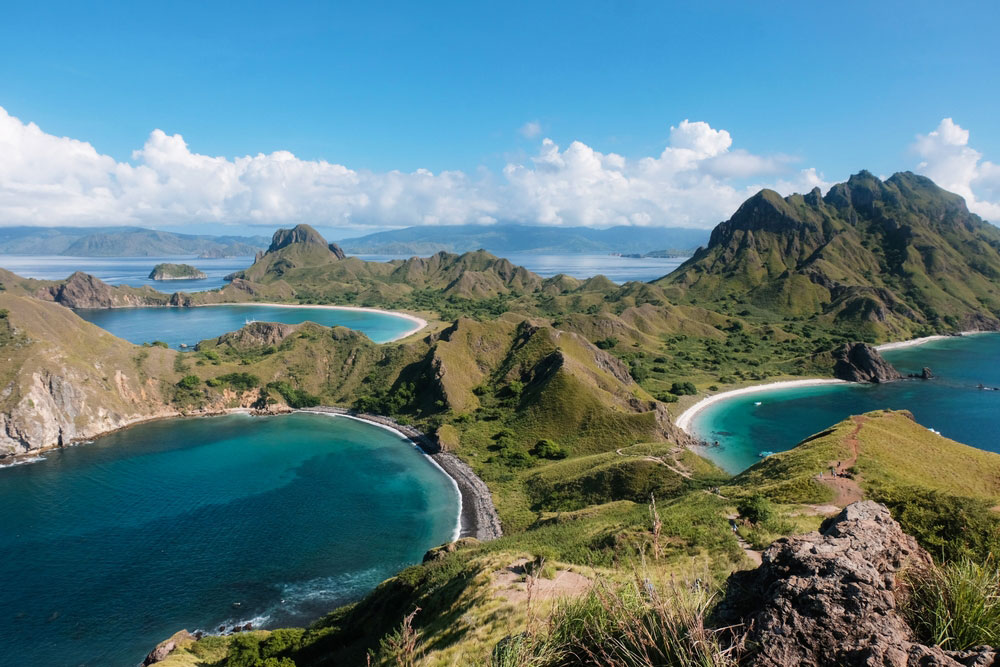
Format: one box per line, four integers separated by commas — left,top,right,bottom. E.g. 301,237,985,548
148,263,207,281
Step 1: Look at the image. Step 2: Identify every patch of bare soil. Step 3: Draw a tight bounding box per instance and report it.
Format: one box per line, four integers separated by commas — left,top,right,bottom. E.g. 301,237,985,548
492,558,591,603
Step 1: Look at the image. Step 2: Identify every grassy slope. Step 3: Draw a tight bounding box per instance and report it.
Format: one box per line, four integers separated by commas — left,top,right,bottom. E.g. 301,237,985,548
731,409,1000,504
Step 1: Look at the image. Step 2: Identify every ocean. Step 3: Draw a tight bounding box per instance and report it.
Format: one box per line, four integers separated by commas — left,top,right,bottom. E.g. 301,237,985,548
0,412,458,667
689,334,1000,473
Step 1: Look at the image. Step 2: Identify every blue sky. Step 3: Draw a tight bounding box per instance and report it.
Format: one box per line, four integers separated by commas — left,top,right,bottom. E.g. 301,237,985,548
1,1,998,234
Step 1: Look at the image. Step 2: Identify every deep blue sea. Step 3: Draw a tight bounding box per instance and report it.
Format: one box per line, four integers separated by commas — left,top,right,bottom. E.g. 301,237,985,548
0,255,252,292
74,304,419,348
690,333,1000,473
0,412,458,667
0,252,686,293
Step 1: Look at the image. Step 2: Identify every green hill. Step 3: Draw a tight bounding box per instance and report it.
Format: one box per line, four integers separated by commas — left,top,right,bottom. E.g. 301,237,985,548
660,171,1000,339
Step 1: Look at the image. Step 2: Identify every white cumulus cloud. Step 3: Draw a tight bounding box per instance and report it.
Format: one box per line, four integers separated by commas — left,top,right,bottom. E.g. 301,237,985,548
913,118,1000,221
0,106,831,230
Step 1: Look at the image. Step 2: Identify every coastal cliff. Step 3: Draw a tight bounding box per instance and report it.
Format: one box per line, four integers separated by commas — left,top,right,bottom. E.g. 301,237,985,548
0,297,282,458
833,342,902,383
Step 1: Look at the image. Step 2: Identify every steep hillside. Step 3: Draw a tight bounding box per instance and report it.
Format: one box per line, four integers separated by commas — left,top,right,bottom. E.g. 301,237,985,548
0,295,178,456
660,172,1000,338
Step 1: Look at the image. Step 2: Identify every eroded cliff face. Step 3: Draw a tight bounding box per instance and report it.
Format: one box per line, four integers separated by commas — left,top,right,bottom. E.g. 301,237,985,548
0,368,176,457
0,294,253,458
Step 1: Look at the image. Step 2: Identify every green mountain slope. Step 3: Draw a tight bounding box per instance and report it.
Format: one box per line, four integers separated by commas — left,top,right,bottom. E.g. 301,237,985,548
660,171,1000,338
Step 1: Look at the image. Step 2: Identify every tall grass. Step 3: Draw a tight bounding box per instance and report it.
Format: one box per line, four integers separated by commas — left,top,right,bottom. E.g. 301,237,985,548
904,558,1000,650
492,575,740,667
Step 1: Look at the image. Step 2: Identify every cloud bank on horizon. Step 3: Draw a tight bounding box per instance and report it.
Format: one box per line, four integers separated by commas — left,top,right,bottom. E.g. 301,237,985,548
0,106,997,230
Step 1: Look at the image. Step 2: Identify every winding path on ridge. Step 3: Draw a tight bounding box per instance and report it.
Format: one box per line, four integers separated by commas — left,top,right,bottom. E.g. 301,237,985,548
818,415,866,507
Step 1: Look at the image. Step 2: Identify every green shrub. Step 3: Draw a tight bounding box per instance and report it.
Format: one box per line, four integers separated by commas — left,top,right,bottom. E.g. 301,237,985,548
225,634,261,667
533,439,568,460
595,337,619,350
871,486,1000,562
267,381,321,408
213,372,261,391
904,558,1000,650
737,495,775,524
177,375,201,390
670,381,697,396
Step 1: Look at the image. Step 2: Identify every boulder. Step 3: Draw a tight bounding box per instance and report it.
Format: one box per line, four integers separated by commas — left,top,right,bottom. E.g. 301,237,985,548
833,342,902,383
142,629,195,665
716,501,998,666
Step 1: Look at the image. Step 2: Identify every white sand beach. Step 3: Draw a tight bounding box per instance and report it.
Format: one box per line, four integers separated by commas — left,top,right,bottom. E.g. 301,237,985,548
875,331,987,352
199,302,428,342
674,379,848,434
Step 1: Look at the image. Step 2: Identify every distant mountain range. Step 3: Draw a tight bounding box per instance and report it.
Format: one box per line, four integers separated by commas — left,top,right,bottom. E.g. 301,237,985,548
336,223,709,256
0,226,269,257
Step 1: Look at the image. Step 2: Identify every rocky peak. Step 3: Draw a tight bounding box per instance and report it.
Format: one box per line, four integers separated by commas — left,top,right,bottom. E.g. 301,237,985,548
833,342,902,383
716,501,998,666
267,224,329,253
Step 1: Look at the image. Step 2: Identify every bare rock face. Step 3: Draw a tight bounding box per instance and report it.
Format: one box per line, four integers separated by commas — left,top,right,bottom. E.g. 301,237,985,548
328,242,346,259
833,342,902,383
211,321,297,349
36,272,155,309
716,501,998,666
267,223,328,252
143,629,195,665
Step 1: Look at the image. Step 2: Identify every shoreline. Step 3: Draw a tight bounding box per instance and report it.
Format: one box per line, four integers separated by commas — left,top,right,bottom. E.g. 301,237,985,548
300,407,502,542
875,330,986,352
675,330,999,439
674,379,848,435
1,404,500,544
191,301,428,343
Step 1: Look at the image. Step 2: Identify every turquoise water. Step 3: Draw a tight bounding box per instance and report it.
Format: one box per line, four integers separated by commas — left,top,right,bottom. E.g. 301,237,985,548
0,412,458,667
74,304,418,347
691,334,1000,473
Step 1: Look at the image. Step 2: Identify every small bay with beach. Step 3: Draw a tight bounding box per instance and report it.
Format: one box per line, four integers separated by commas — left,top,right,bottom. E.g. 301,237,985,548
685,333,1000,473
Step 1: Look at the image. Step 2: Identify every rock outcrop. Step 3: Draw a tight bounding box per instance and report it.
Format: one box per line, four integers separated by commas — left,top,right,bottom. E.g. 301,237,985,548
717,501,998,666
833,342,902,383
36,271,163,308
207,321,297,350
328,241,346,259
142,629,195,665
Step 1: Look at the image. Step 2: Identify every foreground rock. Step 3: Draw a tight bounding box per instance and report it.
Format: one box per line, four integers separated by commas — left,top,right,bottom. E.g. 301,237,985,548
143,629,195,664
717,501,997,666
148,263,207,280
833,342,902,383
